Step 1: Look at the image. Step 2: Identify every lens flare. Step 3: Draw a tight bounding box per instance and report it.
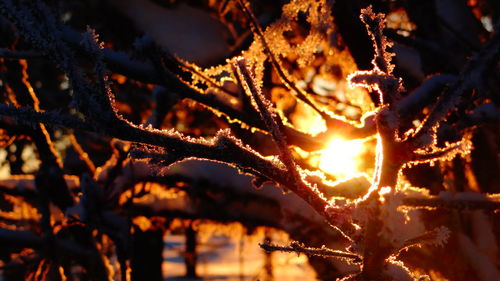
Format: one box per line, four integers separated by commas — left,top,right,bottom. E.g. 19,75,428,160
319,138,365,178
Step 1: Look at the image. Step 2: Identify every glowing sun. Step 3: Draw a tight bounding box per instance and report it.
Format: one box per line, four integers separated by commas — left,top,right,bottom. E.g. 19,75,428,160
319,138,365,177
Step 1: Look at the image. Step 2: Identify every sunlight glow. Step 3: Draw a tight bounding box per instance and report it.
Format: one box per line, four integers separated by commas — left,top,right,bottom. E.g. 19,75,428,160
319,138,365,178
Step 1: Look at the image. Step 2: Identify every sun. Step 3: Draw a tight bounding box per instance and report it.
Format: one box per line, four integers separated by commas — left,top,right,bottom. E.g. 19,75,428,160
319,138,365,178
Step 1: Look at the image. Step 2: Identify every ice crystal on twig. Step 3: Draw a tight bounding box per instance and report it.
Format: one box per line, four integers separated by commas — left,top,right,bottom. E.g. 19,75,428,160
260,240,362,263
360,6,395,74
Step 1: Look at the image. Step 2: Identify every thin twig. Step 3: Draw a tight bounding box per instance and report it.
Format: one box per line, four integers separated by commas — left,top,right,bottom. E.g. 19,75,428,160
402,196,500,211
260,240,362,263
157,47,239,97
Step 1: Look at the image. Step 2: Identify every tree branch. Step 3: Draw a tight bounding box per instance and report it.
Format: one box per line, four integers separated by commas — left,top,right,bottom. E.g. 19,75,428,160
260,240,362,263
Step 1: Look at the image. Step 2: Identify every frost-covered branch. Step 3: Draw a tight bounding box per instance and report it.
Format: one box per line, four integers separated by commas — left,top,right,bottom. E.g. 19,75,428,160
235,0,370,134
459,103,500,127
410,29,500,147
393,227,451,255
359,6,395,75
396,74,456,118
260,240,362,263
234,57,299,178
402,193,500,211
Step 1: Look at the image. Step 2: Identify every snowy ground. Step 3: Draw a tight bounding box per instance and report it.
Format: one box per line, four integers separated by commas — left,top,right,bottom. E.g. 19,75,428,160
163,234,318,281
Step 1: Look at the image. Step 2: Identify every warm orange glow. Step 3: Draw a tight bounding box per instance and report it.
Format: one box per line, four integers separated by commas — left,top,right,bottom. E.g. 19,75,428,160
319,138,365,177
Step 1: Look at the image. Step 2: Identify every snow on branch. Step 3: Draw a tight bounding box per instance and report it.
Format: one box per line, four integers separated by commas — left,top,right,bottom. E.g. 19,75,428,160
410,29,500,147
396,74,456,118
459,102,500,127
402,192,500,211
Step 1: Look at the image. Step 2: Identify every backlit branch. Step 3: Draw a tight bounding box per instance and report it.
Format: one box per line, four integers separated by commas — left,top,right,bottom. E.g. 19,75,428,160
0,0,346,233
235,0,369,134
359,6,394,75
410,29,500,148
402,195,500,211
233,57,298,177
260,240,362,263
